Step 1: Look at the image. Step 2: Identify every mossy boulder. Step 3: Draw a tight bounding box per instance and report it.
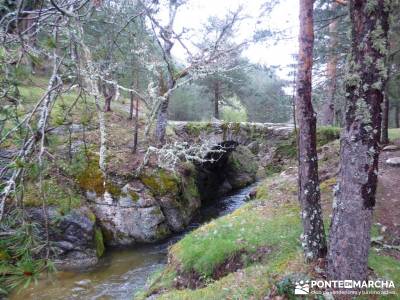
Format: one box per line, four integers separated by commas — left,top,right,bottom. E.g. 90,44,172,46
225,145,258,189
26,206,102,270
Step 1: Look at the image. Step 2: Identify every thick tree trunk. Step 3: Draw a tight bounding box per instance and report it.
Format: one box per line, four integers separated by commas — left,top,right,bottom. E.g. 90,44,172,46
395,103,400,128
321,2,338,126
214,81,220,119
381,94,389,144
295,0,327,261
327,0,390,282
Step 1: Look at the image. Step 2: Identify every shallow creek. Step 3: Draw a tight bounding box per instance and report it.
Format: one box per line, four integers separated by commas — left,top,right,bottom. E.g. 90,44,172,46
10,183,258,300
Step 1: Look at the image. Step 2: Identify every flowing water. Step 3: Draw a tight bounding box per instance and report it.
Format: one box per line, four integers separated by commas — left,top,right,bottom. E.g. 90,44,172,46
10,183,257,300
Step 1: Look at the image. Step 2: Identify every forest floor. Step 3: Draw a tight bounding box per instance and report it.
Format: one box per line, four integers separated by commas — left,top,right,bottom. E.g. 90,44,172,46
136,137,400,300
375,139,400,258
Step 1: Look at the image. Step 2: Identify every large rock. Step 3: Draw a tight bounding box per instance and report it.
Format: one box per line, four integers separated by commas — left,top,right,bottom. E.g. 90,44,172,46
225,145,258,189
83,166,201,246
386,157,400,167
27,206,103,270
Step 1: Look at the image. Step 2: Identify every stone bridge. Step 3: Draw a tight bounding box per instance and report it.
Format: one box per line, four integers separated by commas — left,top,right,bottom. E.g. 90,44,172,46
169,121,295,147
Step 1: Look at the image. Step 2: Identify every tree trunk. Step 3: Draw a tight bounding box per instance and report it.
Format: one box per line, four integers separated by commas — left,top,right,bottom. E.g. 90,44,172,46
327,0,390,282
381,93,389,144
321,2,338,126
214,81,220,119
133,95,139,153
395,103,400,128
155,73,173,145
129,91,134,120
104,95,112,112
295,0,327,261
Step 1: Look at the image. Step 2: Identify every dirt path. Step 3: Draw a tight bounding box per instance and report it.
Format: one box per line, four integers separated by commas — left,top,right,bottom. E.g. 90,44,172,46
376,140,400,252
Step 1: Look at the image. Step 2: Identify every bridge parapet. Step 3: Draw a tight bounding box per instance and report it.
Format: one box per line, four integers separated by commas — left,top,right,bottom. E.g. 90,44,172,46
169,121,294,146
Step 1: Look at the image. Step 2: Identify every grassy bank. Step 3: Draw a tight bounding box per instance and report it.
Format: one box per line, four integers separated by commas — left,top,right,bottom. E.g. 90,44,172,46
137,140,400,300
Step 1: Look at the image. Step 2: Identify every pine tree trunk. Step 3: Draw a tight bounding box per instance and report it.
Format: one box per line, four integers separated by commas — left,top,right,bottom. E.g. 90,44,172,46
129,91,134,120
133,96,139,153
381,94,389,144
214,81,220,119
104,95,112,112
327,0,391,282
296,0,327,261
321,2,338,126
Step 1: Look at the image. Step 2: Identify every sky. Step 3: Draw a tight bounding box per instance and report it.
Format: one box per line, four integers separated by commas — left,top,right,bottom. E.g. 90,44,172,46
166,0,300,80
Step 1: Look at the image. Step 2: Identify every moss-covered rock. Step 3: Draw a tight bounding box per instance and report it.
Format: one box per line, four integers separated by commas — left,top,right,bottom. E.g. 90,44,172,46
140,169,179,197
94,228,105,257
226,145,258,189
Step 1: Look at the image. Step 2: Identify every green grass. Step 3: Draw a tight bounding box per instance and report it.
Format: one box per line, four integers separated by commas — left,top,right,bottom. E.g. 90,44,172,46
389,128,400,141
367,251,400,299
316,126,341,147
173,202,301,277
136,192,304,299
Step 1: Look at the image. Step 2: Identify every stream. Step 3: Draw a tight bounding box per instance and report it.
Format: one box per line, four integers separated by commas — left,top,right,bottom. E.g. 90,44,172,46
10,183,258,300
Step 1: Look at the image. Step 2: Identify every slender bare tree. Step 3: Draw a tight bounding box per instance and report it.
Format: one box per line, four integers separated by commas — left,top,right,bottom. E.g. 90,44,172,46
296,0,327,261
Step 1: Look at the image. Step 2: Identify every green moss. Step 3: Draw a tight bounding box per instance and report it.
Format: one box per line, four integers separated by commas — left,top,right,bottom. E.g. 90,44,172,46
316,126,341,147
128,191,140,201
256,184,269,200
141,169,179,196
76,155,105,194
228,145,258,175
86,210,97,223
75,153,121,197
155,225,171,239
275,140,297,159
388,128,400,141
185,122,213,136
368,251,400,298
320,177,337,193
94,228,105,257
105,182,122,198
264,164,283,176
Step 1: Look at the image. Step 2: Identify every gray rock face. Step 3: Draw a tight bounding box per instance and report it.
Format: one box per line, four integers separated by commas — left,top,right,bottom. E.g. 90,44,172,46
226,145,258,189
27,206,102,270
386,157,400,167
91,196,171,245
88,173,201,246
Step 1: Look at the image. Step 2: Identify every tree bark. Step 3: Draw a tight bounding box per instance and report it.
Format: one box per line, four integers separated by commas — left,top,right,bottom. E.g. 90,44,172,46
133,95,139,153
395,102,400,128
129,91,134,120
295,0,327,261
155,71,174,145
214,81,220,119
104,95,112,112
328,0,391,282
321,2,338,126
381,93,389,144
